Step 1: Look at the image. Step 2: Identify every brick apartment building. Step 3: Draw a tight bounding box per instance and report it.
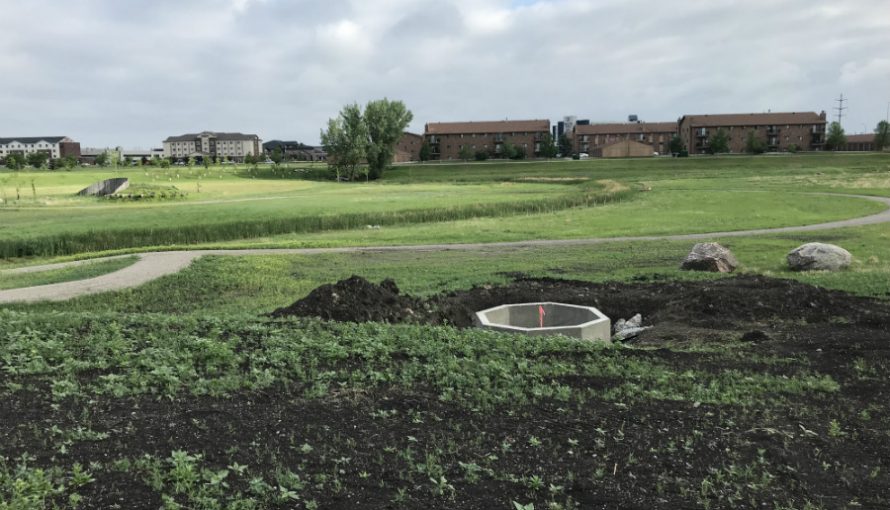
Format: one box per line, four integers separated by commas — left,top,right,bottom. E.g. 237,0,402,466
395,132,423,162
838,134,880,152
678,111,827,154
0,136,81,161
571,122,677,155
424,120,551,160
163,131,262,162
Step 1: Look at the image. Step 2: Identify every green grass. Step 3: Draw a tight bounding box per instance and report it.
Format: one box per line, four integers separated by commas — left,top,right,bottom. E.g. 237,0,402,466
198,189,884,249
2,153,889,261
0,256,138,291
8,221,888,316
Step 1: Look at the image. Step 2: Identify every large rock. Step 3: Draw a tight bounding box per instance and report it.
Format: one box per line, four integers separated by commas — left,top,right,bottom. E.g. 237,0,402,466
680,243,739,273
787,243,852,271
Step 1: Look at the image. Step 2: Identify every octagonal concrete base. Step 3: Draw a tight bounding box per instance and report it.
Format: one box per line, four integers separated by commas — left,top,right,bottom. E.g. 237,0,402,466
475,302,611,342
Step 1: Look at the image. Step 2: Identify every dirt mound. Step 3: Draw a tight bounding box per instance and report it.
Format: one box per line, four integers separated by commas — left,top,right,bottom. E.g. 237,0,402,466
270,275,424,323
271,275,890,345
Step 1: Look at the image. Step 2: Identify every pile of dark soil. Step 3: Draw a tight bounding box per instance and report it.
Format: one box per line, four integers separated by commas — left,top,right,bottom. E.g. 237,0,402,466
271,275,425,323
272,274,890,345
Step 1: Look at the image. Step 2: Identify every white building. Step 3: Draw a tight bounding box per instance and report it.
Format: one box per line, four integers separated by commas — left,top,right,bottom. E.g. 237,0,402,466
163,131,262,162
0,136,81,160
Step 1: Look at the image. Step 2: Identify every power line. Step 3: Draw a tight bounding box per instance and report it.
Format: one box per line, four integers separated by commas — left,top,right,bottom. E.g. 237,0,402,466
834,93,847,126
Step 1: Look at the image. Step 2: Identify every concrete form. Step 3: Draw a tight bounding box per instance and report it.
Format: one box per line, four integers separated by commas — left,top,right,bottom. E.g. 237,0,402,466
475,302,611,341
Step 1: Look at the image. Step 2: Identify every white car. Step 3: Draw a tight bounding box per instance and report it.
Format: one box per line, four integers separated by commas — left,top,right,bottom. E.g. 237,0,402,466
578,153,589,160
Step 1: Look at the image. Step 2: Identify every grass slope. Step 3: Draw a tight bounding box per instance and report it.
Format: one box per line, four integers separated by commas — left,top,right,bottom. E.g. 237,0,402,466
0,256,138,290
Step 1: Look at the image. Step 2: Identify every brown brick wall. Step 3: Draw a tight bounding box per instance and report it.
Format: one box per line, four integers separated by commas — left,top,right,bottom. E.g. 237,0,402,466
678,114,827,154
59,142,82,159
395,132,423,162
573,130,675,155
427,132,548,160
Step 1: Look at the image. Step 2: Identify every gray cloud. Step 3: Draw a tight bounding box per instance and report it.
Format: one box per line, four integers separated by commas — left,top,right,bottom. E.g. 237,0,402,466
1,0,888,147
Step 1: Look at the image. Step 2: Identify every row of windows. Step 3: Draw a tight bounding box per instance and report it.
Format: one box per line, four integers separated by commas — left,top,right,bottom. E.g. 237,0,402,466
0,143,57,149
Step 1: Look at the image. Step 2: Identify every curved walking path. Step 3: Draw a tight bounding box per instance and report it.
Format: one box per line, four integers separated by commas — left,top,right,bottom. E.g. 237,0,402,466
2,192,890,304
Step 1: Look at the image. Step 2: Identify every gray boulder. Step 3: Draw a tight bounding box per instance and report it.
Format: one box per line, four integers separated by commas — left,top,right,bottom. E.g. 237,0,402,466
680,243,738,273
787,243,852,271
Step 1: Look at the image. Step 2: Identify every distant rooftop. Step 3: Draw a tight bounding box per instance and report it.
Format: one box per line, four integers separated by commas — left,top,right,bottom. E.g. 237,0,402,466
0,136,72,144
425,119,550,135
574,122,677,135
164,131,259,142
681,112,825,127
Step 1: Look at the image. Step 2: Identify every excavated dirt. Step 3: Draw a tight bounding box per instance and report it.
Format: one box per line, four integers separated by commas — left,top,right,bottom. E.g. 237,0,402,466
272,274,890,345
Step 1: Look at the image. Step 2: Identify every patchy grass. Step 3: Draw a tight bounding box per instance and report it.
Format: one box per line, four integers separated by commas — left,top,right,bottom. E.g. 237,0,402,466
0,256,138,290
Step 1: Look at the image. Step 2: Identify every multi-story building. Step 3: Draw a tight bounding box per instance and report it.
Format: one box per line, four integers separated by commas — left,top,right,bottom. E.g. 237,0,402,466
571,122,677,155
678,111,827,154
163,131,262,162
0,136,81,160
424,119,551,160
395,132,423,162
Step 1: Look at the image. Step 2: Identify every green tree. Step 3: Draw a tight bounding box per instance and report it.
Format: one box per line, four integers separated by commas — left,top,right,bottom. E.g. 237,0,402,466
160,157,171,169
668,135,684,154
124,156,133,167
419,142,431,162
187,156,196,168
501,142,517,159
5,153,26,171
557,134,572,156
94,151,110,167
270,146,284,166
825,121,847,151
511,146,527,160
364,98,413,180
26,151,49,168
458,145,474,161
321,102,368,181
708,128,730,154
540,133,558,158
474,150,489,161
244,154,256,165
744,130,766,154
874,120,890,151
61,156,77,170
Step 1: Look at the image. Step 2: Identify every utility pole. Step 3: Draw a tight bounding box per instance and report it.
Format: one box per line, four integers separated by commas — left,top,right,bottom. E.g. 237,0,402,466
834,93,847,127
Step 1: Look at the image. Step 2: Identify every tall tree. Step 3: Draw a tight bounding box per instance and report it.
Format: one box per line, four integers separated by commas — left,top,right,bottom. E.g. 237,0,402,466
874,120,890,151
708,128,730,154
557,134,572,156
458,145,474,161
321,103,368,181
825,122,847,151
270,146,284,166
744,130,766,154
364,99,413,180
419,142,431,162
540,133,558,158
668,135,684,154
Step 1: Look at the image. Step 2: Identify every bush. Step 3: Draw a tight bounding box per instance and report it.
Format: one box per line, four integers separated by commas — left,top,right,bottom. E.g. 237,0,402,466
474,151,489,161
787,144,799,153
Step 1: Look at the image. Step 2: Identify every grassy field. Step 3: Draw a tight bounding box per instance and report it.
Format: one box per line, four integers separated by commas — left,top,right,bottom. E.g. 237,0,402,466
1,153,889,261
0,256,137,290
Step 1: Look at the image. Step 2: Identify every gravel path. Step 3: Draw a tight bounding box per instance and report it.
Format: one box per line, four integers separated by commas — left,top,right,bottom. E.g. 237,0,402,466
2,192,889,304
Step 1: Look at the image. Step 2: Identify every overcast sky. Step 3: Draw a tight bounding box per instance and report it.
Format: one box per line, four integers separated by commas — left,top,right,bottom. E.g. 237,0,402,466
2,0,889,148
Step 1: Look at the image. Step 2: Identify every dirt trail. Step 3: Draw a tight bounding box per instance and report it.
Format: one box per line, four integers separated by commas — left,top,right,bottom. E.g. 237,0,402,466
2,192,889,304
